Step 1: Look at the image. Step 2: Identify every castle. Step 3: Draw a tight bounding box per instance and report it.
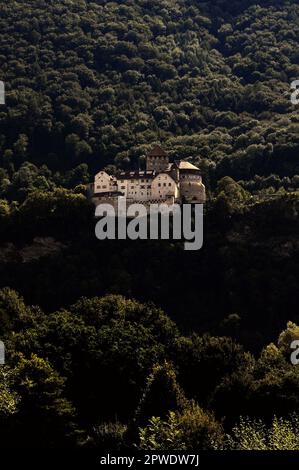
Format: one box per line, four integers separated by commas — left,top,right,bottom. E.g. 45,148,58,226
91,146,206,209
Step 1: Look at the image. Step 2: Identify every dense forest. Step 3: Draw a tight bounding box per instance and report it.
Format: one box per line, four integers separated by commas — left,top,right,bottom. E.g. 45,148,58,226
0,0,299,185
0,0,299,450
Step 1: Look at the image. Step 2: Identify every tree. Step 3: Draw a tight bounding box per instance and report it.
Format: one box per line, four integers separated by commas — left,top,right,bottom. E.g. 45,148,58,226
7,353,77,448
0,287,41,336
135,362,187,427
138,403,224,451
138,412,186,451
278,322,299,358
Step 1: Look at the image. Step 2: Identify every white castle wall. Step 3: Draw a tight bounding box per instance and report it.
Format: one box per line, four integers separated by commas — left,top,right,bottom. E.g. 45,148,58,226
151,173,178,199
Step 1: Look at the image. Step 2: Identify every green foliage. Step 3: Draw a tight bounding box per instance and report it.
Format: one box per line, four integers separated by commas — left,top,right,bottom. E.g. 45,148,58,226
176,402,224,450
85,422,128,450
215,176,250,212
0,353,76,447
0,367,19,417
0,287,42,336
11,353,74,417
211,324,299,425
138,412,187,451
0,287,298,449
138,403,224,451
0,0,298,450
217,414,299,450
10,295,179,425
0,1,298,184
174,334,254,406
278,321,299,356
135,362,187,426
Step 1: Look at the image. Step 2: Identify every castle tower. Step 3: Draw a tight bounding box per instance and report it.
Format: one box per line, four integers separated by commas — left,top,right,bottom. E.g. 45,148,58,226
178,161,206,203
146,145,169,172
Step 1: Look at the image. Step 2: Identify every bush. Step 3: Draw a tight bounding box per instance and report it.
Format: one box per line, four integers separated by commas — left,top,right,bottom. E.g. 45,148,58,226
138,402,224,451
216,414,299,450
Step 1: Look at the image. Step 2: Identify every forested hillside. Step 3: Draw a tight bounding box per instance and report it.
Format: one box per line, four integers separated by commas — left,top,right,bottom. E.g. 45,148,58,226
0,0,299,451
0,0,299,187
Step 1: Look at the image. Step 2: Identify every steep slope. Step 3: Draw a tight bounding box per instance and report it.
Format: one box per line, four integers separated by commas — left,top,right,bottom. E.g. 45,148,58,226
0,0,298,181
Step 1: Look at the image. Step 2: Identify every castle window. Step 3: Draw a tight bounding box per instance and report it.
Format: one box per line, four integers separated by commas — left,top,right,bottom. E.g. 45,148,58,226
121,186,125,190
158,183,161,187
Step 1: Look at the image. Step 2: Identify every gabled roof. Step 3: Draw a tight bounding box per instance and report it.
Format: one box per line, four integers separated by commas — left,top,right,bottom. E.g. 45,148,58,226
95,170,117,180
147,145,168,157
